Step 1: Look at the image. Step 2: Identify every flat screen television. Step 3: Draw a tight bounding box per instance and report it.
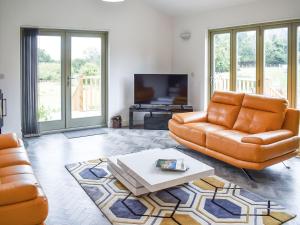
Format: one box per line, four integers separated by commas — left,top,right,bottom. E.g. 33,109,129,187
134,74,188,105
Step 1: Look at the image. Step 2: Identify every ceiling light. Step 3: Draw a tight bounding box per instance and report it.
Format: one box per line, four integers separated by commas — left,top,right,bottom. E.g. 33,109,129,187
102,0,125,2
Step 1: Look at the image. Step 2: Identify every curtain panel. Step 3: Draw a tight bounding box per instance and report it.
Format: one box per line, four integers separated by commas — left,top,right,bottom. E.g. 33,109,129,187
21,28,40,137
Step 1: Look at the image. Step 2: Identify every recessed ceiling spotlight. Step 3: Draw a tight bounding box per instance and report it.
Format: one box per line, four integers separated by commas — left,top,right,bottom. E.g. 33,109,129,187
102,0,125,2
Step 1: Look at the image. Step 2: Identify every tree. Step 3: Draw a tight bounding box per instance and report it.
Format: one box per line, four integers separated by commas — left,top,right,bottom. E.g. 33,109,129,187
38,63,61,81
38,49,54,63
79,63,99,76
71,58,86,74
83,48,101,65
214,34,230,73
71,47,101,76
214,32,288,72
237,32,256,66
265,35,288,66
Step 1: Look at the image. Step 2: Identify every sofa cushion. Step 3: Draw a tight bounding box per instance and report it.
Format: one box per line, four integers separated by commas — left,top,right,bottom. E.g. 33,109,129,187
241,130,294,145
172,111,207,124
0,186,48,225
0,133,20,150
233,94,288,134
0,165,33,177
207,91,245,128
206,130,298,162
0,152,31,168
241,94,288,112
0,147,26,155
0,174,38,206
169,120,227,146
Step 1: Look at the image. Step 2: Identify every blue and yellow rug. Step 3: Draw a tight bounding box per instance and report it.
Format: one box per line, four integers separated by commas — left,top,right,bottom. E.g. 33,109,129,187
66,159,296,225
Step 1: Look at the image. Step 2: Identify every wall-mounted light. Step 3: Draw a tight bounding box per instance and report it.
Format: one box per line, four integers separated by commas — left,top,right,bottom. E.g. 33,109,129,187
180,32,191,41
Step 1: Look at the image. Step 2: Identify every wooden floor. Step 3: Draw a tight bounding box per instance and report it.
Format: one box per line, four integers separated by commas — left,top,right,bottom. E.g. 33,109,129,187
24,129,300,225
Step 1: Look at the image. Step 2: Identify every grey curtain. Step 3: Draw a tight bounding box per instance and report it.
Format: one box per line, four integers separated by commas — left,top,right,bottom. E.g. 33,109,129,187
21,28,40,137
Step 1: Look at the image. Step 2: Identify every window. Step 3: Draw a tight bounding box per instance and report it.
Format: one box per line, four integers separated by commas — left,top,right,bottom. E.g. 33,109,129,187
70,36,102,119
209,20,300,108
211,33,231,92
236,30,257,93
263,28,288,98
38,35,62,122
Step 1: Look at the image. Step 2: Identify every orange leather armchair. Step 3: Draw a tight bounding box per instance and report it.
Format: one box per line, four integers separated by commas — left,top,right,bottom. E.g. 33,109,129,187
0,133,48,225
169,91,300,170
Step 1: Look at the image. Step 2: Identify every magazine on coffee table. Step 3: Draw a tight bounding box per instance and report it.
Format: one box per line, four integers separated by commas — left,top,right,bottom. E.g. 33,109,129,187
156,158,188,172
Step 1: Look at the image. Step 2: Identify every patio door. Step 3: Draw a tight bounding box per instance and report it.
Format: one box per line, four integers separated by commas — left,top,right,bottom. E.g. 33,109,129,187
37,30,107,132
66,32,106,128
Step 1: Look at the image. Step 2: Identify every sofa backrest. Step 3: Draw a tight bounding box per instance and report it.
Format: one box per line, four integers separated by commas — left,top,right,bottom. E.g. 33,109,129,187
207,91,245,128
233,94,288,134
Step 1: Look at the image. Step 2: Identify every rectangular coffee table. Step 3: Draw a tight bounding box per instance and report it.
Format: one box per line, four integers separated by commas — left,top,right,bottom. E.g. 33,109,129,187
107,148,214,195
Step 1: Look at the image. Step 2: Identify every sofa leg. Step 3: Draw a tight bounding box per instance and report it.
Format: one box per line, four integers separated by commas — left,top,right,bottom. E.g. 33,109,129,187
175,145,185,150
282,161,291,169
241,169,255,182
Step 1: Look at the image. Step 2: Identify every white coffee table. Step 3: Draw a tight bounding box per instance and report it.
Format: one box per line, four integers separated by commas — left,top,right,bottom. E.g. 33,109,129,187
107,148,214,195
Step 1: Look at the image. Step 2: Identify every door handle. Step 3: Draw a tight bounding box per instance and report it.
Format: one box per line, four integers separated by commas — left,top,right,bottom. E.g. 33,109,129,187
67,76,76,86
68,76,76,80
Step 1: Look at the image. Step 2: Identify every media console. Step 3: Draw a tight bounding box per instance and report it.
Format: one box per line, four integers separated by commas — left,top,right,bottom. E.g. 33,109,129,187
129,105,193,129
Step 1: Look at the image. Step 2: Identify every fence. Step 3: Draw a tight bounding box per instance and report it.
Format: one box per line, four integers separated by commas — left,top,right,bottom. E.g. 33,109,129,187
72,75,101,112
213,76,285,98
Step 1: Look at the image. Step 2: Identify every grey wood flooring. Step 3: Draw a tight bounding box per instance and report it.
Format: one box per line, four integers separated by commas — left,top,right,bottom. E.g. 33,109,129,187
24,129,300,225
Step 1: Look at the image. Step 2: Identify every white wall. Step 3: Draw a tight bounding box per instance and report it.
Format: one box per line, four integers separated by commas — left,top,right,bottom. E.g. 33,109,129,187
2,0,300,135
0,0,173,134
172,0,300,111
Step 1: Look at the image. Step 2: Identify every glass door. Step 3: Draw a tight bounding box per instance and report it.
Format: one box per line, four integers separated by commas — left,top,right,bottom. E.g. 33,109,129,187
37,32,65,131
211,32,231,94
263,27,288,99
37,30,107,132
66,32,106,128
236,30,257,93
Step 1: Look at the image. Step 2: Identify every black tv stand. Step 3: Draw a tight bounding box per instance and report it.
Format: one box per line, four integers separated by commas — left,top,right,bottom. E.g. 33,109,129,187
129,105,193,129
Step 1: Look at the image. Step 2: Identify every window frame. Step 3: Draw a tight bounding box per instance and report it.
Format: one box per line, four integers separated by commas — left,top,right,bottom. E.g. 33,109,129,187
208,19,300,108
291,23,300,108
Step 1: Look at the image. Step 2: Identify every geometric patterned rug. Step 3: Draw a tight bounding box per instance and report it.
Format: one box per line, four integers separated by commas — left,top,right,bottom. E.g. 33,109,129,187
65,158,296,225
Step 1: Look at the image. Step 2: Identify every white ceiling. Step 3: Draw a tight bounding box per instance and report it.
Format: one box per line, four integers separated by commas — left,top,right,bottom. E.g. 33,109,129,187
143,0,261,16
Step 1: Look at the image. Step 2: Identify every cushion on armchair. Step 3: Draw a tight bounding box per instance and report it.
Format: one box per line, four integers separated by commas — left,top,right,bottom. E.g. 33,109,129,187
0,180,38,206
0,133,20,150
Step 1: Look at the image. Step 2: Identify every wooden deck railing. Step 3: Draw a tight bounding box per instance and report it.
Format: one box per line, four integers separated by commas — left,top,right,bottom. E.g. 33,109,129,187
213,76,286,98
72,75,101,112
236,78,256,93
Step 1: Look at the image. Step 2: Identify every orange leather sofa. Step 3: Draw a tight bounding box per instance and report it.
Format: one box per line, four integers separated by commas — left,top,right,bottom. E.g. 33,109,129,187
0,133,48,225
169,91,300,170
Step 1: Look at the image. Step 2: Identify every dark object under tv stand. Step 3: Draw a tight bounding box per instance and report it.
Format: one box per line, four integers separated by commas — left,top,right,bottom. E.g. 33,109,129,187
129,105,193,129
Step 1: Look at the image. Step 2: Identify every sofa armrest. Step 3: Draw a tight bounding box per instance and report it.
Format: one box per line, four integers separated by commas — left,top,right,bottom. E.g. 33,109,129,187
241,130,294,145
0,133,20,150
172,111,207,124
282,108,300,135
0,181,38,206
